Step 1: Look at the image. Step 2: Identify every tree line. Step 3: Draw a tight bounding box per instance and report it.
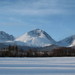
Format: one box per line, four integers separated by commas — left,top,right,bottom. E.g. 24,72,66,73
0,45,75,57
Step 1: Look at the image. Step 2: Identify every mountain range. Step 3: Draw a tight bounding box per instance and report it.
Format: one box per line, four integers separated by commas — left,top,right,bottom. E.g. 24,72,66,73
0,29,75,50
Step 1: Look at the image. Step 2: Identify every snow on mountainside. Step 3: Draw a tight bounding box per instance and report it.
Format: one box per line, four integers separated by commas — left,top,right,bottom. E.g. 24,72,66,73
58,35,75,47
0,31,15,42
1,29,75,48
15,29,56,47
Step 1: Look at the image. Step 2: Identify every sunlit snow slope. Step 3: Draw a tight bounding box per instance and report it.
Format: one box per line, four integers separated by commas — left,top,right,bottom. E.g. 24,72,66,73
58,35,75,47
16,29,56,47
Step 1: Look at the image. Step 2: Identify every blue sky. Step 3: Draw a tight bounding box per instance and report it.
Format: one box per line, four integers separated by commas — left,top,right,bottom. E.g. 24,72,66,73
0,0,75,41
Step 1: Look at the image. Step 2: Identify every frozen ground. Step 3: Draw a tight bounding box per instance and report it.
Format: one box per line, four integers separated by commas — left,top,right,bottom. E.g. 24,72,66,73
0,57,75,75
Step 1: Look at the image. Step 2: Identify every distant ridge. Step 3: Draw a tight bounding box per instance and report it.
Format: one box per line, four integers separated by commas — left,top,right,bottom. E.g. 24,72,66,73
0,29,75,49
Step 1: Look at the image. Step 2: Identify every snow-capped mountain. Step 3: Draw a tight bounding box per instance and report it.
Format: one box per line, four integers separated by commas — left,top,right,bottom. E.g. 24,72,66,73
15,29,56,47
0,31,15,42
1,29,75,49
58,35,75,47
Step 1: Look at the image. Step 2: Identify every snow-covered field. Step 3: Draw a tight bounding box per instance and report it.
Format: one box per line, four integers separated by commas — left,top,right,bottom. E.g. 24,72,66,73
0,57,75,75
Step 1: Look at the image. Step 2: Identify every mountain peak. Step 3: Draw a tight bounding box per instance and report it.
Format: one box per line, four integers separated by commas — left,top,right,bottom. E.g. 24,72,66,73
0,31,7,35
32,28,42,31
28,28,43,34
16,29,56,47
27,29,47,37
0,31,15,42
58,35,75,47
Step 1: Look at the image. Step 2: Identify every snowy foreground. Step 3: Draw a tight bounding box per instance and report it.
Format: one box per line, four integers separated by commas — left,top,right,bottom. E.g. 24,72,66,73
0,57,75,75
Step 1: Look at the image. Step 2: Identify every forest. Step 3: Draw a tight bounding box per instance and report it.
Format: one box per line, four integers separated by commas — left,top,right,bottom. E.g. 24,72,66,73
0,46,75,57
